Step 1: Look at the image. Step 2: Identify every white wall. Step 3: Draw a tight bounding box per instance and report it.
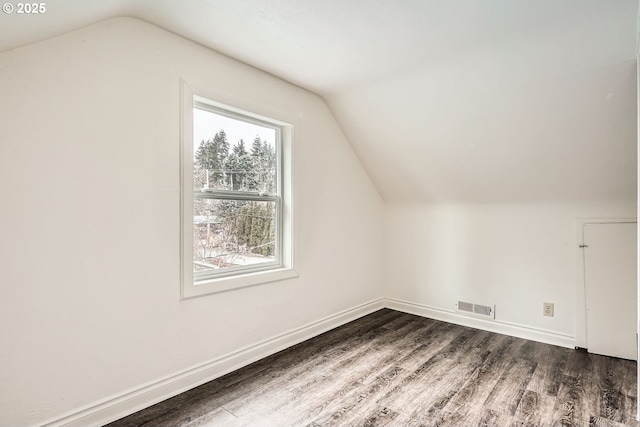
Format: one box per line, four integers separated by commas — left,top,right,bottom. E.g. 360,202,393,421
0,17,383,427
385,202,637,342
0,13,636,427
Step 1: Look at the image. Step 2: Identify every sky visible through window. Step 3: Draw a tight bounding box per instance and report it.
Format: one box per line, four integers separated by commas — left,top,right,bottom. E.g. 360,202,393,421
193,108,275,159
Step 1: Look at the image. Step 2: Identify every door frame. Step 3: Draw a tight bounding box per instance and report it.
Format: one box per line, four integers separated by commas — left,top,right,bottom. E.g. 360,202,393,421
575,218,637,350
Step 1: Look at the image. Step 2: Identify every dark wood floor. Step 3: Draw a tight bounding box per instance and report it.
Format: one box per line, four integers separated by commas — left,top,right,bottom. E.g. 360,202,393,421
106,309,638,427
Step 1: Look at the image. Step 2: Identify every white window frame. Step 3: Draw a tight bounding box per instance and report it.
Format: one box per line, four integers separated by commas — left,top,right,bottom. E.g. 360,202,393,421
180,80,296,299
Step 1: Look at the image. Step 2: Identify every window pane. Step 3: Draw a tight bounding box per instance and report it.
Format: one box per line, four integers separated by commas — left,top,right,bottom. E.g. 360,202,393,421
193,199,277,273
193,108,277,193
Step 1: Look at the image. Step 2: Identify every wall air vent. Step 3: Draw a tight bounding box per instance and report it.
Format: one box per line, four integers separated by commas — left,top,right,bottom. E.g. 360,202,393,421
457,301,495,320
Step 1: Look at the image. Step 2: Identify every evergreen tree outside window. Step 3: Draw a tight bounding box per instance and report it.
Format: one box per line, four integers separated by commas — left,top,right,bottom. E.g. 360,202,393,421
193,103,281,277
181,84,295,298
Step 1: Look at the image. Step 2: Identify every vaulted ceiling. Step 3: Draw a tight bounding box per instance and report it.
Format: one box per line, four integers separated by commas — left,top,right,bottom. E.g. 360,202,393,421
1,0,637,203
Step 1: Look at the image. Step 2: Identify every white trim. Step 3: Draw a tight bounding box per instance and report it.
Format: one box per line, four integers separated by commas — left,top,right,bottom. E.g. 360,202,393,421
185,267,299,299
38,299,385,427
180,79,296,299
574,218,637,349
38,294,614,427
179,78,194,299
384,298,576,349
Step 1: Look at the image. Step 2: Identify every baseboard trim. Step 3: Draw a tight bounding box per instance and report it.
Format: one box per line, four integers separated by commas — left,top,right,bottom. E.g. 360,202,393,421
384,298,576,349
38,297,576,426
39,298,385,427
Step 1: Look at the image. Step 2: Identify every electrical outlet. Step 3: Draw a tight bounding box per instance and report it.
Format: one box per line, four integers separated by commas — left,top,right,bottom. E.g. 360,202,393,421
543,302,554,317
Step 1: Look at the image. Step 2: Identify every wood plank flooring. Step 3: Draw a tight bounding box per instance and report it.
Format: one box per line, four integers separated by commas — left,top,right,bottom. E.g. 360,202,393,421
105,309,638,427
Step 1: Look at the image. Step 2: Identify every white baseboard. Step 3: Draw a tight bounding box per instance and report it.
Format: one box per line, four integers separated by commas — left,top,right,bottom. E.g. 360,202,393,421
38,296,576,427
384,298,576,349
38,298,385,427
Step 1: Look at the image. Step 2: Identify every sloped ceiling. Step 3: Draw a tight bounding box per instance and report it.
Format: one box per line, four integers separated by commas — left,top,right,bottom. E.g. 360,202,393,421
1,0,637,203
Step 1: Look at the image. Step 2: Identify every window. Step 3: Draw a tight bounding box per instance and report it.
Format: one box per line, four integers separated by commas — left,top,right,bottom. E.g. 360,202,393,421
181,83,295,298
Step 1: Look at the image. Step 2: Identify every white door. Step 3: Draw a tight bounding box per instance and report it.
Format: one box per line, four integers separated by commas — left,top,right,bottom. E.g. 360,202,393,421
584,222,637,360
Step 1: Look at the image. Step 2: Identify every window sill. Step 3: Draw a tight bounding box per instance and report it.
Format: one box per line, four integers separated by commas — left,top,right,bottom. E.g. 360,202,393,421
181,267,299,300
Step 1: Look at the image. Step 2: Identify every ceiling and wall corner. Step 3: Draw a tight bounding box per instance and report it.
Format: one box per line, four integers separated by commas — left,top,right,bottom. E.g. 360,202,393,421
0,0,637,206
